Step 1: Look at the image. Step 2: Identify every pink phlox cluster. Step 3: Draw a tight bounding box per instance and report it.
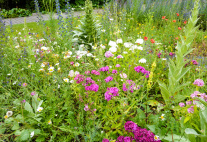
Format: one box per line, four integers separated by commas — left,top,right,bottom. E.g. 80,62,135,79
91,70,100,75
112,69,118,74
116,136,134,142
104,87,119,101
74,74,85,83
100,66,109,72
122,80,136,93
193,79,204,87
104,76,113,83
105,51,114,58
85,83,99,92
134,66,150,78
191,60,198,65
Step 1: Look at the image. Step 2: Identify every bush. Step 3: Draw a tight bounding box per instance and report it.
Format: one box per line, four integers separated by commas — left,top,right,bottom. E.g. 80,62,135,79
0,8,32,18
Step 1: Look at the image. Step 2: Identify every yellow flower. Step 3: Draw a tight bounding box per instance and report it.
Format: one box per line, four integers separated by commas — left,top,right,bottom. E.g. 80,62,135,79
4,115,8,119
159,114,165,121
204,36,207,38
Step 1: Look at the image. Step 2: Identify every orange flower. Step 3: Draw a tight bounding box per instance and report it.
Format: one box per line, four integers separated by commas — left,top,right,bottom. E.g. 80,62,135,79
176,13,179,16
144,36,148,41
175,37,179,40
150,39,155,44
178,27,182,30
184,21,187,24
162,16,166,19
173,20,176,23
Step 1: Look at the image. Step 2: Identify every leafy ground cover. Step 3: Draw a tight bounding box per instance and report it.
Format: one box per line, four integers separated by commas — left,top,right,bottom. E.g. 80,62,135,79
0,0,207,141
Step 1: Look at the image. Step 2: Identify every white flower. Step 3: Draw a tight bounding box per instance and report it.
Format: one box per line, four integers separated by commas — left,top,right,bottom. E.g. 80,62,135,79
13,81,17,85
137,46,143,50
39,68,45,72
63,78,69,83
30,131,34,138
92,46,97,50
159,114,165,121
48,120,52,124
6,111,13,117
58,84,60,88
41,63,45,68
74,62,80,67
15,45,19,48
123,51,128,54
101,29,106,32
100,44,106,49
39,38,45,41
75,71,79,75
120,73,127,78
139,58,146,63
7,74,11,76
70,80,74,83
109,46,117,53
108,41,117,47
135,39,144,44
41,46,49,51
124,42,133,48
109,18,114,21
37,107,43,112
68,70,75,77
116,39,123,44
48,66,54,73
87,53,93,57
162,58,167,60
154,135,160,141
95,58,99,61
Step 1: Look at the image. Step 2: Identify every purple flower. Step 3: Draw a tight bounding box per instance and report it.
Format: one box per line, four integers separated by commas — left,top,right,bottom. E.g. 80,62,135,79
186,101,192,105
91,70,100,75
84,104,89,111
74,74,85,84
122,80,136,93
100,66,109,72
104,76,113,83
104,87,119,101
192,60,198,65
102,138,109,142
116,64,120,67
124,121,138,132
85,84,99,92
85,71,90,75
105,51,114,58
112,69,118,74
169,52,174,56
193,79,204,87
187,106,194,113
21,100,26,103
124,137,133,142
117,136,124,142
157,53,162,58
179,102,185,107
31,91,36,96
117,55,123,58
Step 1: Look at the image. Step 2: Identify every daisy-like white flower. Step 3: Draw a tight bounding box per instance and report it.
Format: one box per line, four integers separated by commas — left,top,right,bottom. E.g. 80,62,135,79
159,114,165,121
124,42,133,48
41,46,49,51
154,135,160,141
109,46,117,53
41,63,45,68
39,68,45,72
108,40,117,47
48,120,52,124
139,58,146,63
63,78,69,83
100,44,106,49
37,107,43,112
116,39,123,44
70,80,74,83
6,111,13,117
74,62,80,67
101,29,106,32
48,66,54,73
135,39,144,44
30,131,34,138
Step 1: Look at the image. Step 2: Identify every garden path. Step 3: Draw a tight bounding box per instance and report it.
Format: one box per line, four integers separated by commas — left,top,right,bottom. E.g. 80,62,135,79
2,9,103,26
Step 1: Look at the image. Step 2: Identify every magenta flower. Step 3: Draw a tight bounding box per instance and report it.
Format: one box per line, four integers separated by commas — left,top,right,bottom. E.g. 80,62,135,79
122,80,136,93
31,92,36,96
74,74,85,84
179,102,185,107
104,87,119,101
157,53,162,58
190,91,200,98
105,51,114,58
100,66,109,72
85,71,90,75
124,121,138,132
70,61,74,65
84,104,89,111
193,79,204,87
21,100,26,103
186,101,192,105
104,76,113,83
116,64,121,67
169,52,174,56
85,84,99,92
22,83,27,87
117,55,123,58
187,106,194,113
91,70,100,75
191,60,198,65
112,69,118,74
102,138,109,142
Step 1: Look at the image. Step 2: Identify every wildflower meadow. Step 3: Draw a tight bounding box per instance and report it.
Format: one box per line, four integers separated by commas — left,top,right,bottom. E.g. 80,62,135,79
0,0,207,141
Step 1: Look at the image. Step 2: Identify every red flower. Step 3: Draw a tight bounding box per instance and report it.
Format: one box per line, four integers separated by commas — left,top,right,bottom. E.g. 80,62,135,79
173,20,176,23
150,39,155,44
184,21,187,24
175,37,179,40
165,19,168,21
176,13,179,16
162,16,166,19
144,37,148,41
178,27,182,30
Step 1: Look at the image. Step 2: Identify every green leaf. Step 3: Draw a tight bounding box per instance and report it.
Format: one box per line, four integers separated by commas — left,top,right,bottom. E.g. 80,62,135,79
184,116,191,124
147,125,155,133
185,128,198,135
19,130,30,141
12,122,19,130
24,102,34,114
157,80,170,105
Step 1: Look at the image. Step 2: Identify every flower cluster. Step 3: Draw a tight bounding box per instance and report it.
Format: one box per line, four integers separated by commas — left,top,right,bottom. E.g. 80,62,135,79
85,83,99,92
105,51,114,58
104,76,113,83
100,66,109,72
134,66,150,78
122,80,136,93
104,87,119,101
91,70,100,75
193,79,204,87
74,74,85,83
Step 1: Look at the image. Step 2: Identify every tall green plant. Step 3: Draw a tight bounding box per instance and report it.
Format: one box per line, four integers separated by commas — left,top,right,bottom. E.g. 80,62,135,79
158,0,200,107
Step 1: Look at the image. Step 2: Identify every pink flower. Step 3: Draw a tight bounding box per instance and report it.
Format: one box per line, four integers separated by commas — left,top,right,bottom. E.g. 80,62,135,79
117,55,123,58
85,71,90,75
70,61,74,65
84,104,89,111
120,73,127,78
179,102,185,107
191,60,198,65
112,69,117,74
186,101,192,105
116,64,120,67
187,106,194,113
104,76,113,83
31,92,36,96
190,91,200,98
193,79,204,87
169,52,174,56
105,51,114,58
102,139,109,142
22,83,27,87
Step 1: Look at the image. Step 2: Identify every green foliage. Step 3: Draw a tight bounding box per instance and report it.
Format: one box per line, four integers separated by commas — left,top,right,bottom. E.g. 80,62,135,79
0,8,32,18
